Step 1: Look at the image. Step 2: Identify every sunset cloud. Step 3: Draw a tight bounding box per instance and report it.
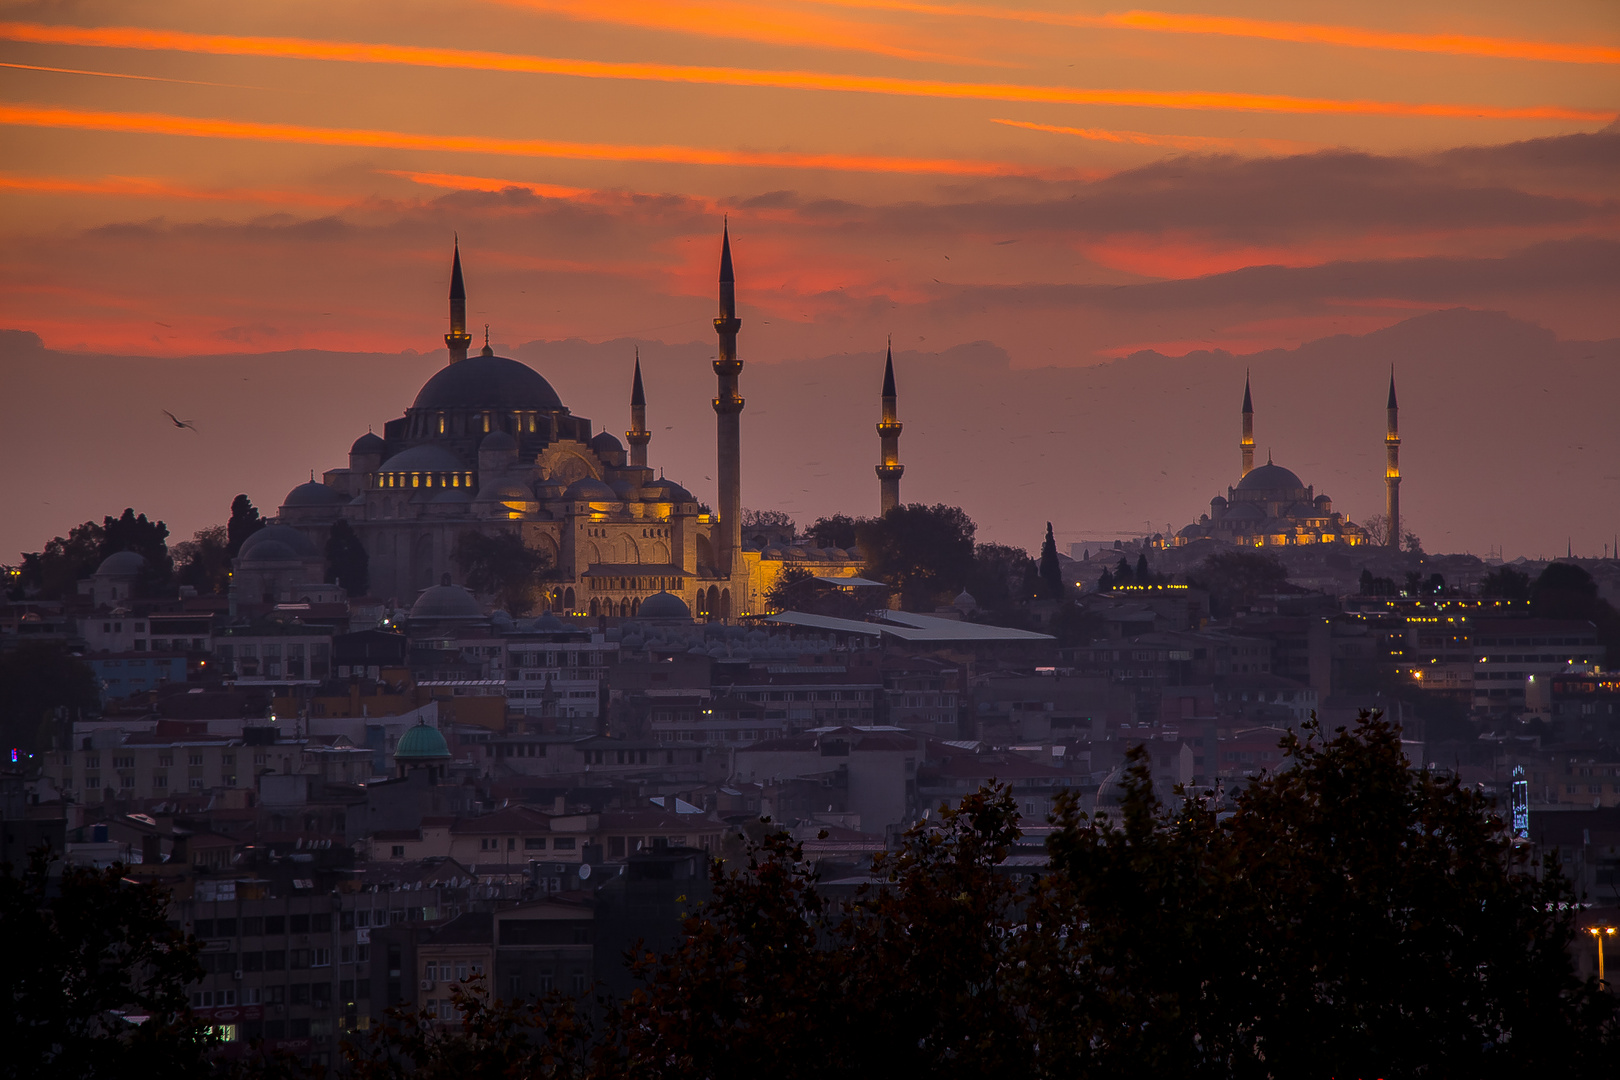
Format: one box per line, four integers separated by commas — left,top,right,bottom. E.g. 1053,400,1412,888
1,22,1609,122
991,117,1317,155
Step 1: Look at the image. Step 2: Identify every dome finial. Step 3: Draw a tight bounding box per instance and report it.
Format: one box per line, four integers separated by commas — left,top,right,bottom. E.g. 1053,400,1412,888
480,324,494,357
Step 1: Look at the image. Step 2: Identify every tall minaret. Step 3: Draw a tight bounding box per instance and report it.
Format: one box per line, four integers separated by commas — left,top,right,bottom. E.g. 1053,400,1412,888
445,238,473,364
1385,368,1401,549
876,341,904,514
626,349,651,468
1240,370,1255,478
712,223,744,577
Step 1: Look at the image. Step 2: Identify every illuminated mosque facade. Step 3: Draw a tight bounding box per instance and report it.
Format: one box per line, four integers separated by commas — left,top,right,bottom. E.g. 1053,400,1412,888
1166,373,1403,550
252,228,863,619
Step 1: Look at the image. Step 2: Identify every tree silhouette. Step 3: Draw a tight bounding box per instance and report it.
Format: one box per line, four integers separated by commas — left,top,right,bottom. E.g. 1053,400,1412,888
324,520,370,597
225,494,267,557
451,531,550,615
1036,523,1064,600
855,504,976,612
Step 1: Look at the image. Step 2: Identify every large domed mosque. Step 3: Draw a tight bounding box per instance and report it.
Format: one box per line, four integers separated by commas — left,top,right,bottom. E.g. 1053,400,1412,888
1165,371,1403,550
248,228,865,620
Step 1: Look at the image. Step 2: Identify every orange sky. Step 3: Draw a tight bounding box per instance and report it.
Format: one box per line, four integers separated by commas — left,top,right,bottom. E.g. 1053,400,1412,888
0,0,1616,556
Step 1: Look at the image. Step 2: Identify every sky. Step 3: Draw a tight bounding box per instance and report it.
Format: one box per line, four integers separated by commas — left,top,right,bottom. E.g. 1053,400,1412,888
1,1,1617,559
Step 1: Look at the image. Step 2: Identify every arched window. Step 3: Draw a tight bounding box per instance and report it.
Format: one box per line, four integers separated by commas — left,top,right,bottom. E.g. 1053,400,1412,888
631,597,640,616
720,589,731,620
564,587,575,610
588,598,599,616
707,586,720,622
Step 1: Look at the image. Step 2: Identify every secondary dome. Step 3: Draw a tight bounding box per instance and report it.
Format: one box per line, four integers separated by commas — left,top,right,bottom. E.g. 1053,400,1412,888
564,477,618,502
283,481,346,508
395,721,451,762
479,430,516,452
589,431,625,454
95,550,146,576
638,591,692,621
411,354,564,412
237,524,318,562
644,477,694,503
350,432,386,455
380,445,465,474
410,581,484,620
1236,463,1305,493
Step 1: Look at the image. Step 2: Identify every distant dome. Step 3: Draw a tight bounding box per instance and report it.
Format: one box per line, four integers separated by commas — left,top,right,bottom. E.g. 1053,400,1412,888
283,481,346,508
638,591,692,621
95,550,146,576
531,611,568,633
350,432,386,455
610,477,640,500
380,445,465,473
564,477,619,502
953,589,977,611
412,354,565,412
1235,463,1305,493
409,582,484,620
480,430,516,452
644,478,694,503
476,481,535,505
237,524,318,562
395,721,451,762
589,431,625,454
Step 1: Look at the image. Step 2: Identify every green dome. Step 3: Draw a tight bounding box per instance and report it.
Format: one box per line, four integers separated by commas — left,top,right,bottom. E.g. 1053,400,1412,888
395,722,451,762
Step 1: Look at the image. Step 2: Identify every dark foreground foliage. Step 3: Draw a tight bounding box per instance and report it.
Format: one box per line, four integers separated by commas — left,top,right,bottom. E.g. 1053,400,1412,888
11,711,1617,1079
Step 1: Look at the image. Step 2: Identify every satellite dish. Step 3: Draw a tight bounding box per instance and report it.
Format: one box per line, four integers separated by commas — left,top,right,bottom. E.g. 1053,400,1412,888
577,863,592,880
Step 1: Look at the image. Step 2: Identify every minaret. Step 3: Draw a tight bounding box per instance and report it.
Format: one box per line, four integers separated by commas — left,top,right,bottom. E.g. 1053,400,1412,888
1240,370,1254,478
712,223,744,578
626,349,651,468
445,238,473,363
1385,368,1401,549
875,340,904,514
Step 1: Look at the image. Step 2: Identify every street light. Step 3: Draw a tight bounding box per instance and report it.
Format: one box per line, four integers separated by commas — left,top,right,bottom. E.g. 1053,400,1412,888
1587,926,1617,983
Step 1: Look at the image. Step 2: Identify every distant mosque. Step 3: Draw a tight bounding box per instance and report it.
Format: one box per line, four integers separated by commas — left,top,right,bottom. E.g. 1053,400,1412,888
239,226,883,621
1165,372,1403,550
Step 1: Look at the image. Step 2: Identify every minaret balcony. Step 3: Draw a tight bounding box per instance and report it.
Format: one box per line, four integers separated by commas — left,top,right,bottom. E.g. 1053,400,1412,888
876,464,905,480
712,395,745,415
877,421,903,436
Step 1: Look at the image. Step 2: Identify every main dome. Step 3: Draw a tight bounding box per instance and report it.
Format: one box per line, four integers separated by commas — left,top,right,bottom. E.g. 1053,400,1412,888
412,354,565,412
1235,462,1305,493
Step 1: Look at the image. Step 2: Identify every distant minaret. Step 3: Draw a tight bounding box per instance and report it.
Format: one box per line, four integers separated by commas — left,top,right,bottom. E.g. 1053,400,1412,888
876,340,904,514
712,223,744,577
626,349,651,469
1240,370,1255,478
1385,368,1401,549
445,238,473,364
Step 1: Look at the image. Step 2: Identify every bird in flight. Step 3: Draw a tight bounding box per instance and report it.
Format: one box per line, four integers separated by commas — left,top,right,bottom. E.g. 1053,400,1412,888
162,409,198,432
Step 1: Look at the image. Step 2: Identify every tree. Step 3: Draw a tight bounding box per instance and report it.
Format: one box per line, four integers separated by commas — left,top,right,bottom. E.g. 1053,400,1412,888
0,643,99,759
225,494,267,557
99,508,172,585
451,531,550,615
763,567,877,620
1187,549,1288,617
740,509,793,529
1362,513,1421,552
18,520,105,600
324,520,371,597
966,543,1035,612
1036,523,1065,600
0,848,213,1080
1481,564,1532,599
173,525,231,595
1531,562,1620,666
855,505,977,612
803,514,859,550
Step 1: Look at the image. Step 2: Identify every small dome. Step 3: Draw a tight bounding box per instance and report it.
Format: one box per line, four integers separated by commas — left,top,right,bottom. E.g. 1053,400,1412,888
644,478,694,503
1235,462,1305,493
953,589,977,611
283,481,346,508
610,477,641,500
409,582,485,620
350,432,386,455
638,591,693,621
564,477,619,502
395,721,451,762
476,481,535,504
380,444,465,474
432,486,475,503
480,430,516,453
531,611,568,633
237,524,318,562
95,550,146,576
589,431,625,454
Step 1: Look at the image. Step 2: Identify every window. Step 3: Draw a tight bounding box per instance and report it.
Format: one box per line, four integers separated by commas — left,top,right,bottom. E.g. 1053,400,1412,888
391,845,405,858
525,837,546,850
242,916,263,936
153,773,167,788
290,914,310,934
264,915,285,935
113,756,134,769
311,913,332,933
291,949,311,969
552,837,576,850
313,948,332,967
289,984,310,1005
264,950,286,971
189,754,203,766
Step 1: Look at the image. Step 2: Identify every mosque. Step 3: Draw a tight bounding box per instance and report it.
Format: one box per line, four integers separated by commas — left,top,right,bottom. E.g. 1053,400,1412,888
1165,372,1402,549
248,227,868,620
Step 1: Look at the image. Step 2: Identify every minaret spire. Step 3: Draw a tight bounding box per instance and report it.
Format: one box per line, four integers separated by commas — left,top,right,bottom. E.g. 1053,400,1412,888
1240,369,1254,478
445,236,473,363
712,221,744,587
1385,366,1401,550
626,348,651,468
876,338,904,514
